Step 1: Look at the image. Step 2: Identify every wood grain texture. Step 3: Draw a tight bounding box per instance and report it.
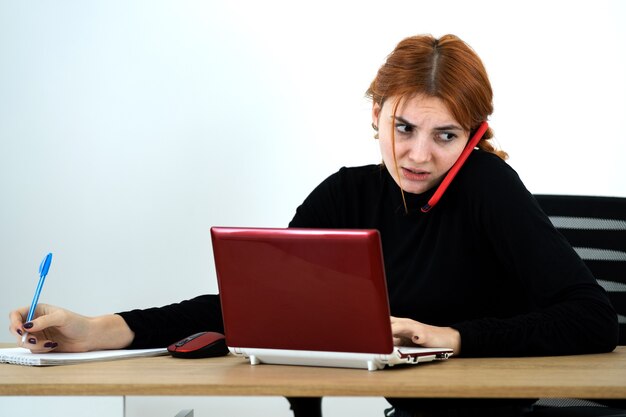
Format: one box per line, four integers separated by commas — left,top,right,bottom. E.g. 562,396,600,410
2,345,625,399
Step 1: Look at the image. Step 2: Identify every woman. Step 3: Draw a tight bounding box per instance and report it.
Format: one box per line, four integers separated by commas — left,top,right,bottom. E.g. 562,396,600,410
9,34,618,416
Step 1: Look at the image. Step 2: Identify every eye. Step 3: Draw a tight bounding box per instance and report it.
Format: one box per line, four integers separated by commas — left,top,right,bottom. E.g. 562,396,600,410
435,132,457,142
395,123,413,134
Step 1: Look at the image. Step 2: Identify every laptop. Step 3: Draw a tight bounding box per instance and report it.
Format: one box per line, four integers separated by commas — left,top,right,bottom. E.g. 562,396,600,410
210,227,453,371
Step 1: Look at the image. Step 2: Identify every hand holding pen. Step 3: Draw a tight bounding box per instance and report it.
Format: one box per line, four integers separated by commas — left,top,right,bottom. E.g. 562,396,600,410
20,253,53,344
10,253,136,353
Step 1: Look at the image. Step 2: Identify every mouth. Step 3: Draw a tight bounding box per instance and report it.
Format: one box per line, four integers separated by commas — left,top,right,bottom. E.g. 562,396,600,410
401,167,431,181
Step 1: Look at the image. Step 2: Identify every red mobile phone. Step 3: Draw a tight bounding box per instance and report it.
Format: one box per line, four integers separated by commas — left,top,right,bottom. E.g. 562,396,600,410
421,121,489,213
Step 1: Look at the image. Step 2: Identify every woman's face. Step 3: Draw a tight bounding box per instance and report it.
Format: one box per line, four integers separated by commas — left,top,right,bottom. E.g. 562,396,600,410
373,94,470,195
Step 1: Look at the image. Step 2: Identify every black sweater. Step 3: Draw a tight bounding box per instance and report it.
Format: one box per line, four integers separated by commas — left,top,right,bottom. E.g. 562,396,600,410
119,150,618,356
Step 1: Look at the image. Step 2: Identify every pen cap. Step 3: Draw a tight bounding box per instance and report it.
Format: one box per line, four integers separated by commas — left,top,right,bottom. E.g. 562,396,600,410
39,253,53,277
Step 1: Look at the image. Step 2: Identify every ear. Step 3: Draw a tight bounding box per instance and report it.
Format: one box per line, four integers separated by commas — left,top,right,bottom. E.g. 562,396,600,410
372,102,381,129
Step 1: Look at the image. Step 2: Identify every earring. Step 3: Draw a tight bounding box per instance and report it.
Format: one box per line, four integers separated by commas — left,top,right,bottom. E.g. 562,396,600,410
371,123,379,139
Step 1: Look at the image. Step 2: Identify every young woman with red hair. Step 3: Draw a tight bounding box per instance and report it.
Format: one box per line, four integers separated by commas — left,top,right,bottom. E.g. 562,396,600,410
10,34,618,417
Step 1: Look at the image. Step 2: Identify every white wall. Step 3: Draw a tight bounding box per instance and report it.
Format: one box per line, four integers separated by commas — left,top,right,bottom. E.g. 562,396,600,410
1,0,625,415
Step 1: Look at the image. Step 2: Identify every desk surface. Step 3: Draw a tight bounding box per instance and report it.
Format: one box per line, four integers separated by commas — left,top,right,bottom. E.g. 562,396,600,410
1,346,625,399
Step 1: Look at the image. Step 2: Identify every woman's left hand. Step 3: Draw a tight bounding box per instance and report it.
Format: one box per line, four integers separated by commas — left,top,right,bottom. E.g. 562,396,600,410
390,316,461,355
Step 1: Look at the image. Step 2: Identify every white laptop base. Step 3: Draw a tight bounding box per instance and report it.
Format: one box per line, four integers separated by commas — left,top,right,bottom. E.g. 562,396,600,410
229,346,453,371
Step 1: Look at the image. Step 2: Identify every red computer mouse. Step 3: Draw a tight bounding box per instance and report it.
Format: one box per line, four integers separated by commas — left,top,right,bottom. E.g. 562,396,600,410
167,331,229,359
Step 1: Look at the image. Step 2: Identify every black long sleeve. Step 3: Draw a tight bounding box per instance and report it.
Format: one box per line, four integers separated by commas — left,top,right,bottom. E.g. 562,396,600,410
289,151,618,356
118,150,617,354
117,295,224,349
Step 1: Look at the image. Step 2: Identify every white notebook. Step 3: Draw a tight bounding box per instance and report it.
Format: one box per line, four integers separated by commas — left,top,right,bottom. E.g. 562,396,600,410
0,347,168,366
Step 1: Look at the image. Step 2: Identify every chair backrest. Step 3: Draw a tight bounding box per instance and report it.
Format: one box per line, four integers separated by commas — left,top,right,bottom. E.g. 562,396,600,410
534,195,626,345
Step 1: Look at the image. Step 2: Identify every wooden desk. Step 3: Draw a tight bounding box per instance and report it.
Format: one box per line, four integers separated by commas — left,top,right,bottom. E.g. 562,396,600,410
2,347,625,400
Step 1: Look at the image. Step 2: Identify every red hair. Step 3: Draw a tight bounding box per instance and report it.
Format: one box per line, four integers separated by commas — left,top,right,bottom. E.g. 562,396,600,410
366,34,507,160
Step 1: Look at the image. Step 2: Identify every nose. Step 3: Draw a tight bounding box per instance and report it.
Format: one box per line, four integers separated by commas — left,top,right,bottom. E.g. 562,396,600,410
406,134,433,164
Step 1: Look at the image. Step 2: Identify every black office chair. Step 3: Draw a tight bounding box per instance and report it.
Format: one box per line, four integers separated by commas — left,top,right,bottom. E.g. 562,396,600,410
530,194,626,416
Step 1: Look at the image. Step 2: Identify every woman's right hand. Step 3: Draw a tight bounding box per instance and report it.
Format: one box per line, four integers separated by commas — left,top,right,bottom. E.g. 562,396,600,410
8,304,134,353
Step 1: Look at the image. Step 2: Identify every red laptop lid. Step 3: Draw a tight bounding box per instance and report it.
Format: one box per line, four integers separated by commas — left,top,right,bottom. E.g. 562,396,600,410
211,227,394,354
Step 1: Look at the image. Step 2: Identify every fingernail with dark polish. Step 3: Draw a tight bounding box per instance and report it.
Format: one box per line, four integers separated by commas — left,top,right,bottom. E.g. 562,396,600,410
44,342,58,349
16,329,23,336
23,322,34,329
28,338,36,344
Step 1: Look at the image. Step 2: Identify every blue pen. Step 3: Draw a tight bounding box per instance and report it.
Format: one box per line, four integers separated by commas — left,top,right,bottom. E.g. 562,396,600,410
21,253,53,343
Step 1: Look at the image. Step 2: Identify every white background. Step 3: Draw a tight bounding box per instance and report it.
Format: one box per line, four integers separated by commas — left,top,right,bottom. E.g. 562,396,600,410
1,0,625,416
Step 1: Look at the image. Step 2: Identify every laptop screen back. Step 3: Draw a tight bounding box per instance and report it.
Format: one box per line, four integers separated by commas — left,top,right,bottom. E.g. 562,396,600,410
211,227,394,354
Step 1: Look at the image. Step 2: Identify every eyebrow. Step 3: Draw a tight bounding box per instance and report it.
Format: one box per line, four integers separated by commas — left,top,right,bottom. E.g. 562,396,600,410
394,116,463,132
